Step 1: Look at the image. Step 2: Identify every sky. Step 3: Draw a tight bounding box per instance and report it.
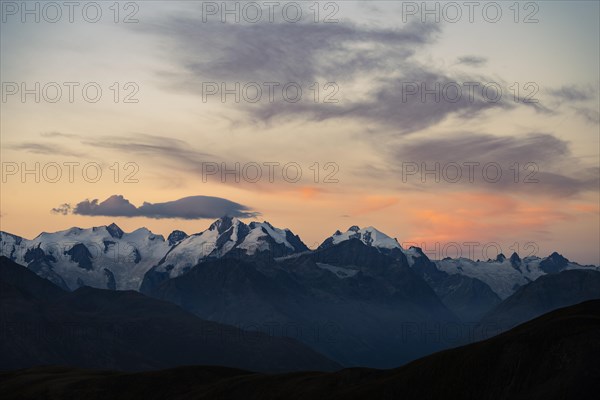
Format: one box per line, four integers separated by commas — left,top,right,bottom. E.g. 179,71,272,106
1,1,599,264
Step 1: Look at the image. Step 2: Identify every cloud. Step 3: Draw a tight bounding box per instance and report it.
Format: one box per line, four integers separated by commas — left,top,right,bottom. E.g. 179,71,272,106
334,70,513,133
136,196,258,219
549,85,595,102
149,18,438,84
81,134,213,162
9,142,83,157
81,134,220,179
53,195,258,219
573,107,600,124
79,134,331,190
51,203,72,215
393,133,569,162
140,15,530,133
73,195,138,217
456,56,487,67
40,131,78,138
386,133,599,196
243,66,520,135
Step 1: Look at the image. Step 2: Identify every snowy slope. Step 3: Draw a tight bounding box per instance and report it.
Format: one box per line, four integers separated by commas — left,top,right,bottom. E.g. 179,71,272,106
435,254,599,299
154,217,308,279
1,217,308,291
238,221,296,253
402,246,426,267
320,225,404,251
318,225,599,299
0,223,170,290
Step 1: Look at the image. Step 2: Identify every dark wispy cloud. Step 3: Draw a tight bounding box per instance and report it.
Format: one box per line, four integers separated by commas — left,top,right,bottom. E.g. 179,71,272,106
151,18,438,84
81,134,214,165
9,142,84,157
27,133,214,173
40,131,78,138
52,195,258,219
393,133,569,162
139,16,532,133
549,85,595,102
80,134,249,189
543,85,596,121
386,133,599,196
79,133,332,190
574,107,600,124
246,71,516,134
456,56,487,67
51,203,72,215
22,132,326,191
305,70,514,134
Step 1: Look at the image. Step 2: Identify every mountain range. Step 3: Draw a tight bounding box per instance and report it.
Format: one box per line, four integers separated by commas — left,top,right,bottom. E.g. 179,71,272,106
2,217,596,298
2,217,599,368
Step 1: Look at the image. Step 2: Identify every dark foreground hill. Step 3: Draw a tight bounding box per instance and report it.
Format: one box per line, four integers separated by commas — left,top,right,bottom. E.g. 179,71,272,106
2,300,599,400
0,256,340,373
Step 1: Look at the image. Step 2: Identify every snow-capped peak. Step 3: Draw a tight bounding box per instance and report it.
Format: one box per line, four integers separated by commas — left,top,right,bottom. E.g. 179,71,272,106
320,225,403,250
106,222,124,239
434,251,599,299
238,221,298,254
167,230,188,246
155,217,308,278
208,216,242,234
1,224,169,291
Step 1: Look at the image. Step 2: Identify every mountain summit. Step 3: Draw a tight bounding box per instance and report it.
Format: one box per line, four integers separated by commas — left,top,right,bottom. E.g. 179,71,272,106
106,222,124,239
320,225,403,251
141,217,308,288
